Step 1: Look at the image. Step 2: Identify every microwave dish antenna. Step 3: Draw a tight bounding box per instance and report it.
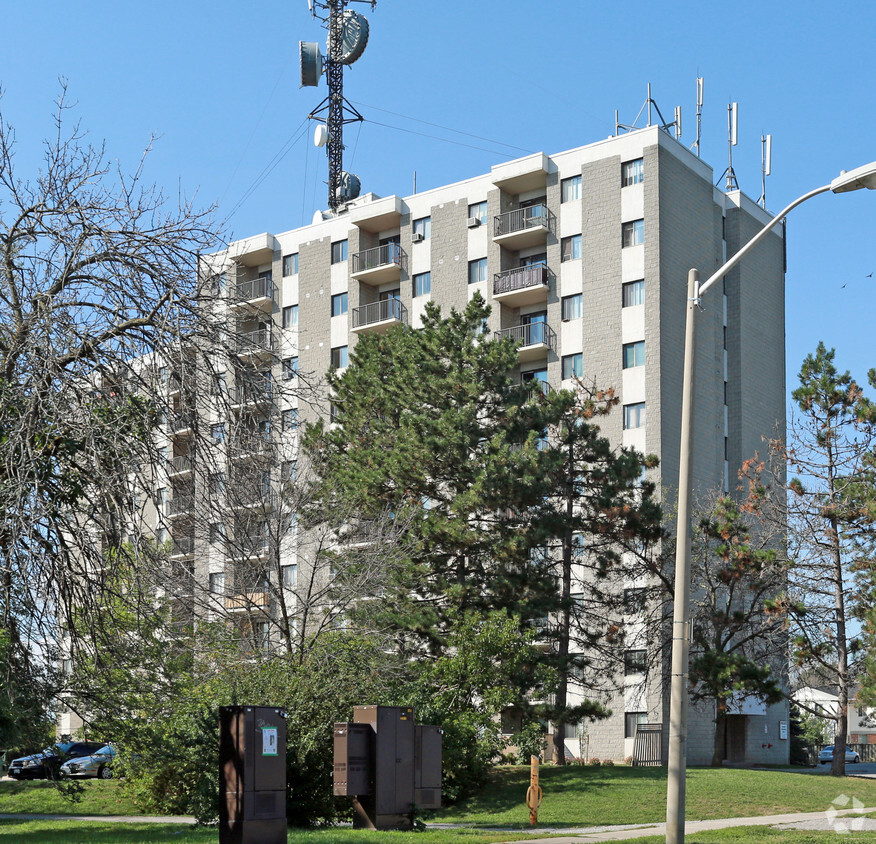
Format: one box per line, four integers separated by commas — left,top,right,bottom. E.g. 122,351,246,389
301,0,375,212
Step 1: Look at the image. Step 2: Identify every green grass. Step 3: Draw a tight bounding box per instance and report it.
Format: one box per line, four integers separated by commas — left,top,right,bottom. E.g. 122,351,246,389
0,820,543,843
637,829,876,843
0,780,142,816
430,765,876,828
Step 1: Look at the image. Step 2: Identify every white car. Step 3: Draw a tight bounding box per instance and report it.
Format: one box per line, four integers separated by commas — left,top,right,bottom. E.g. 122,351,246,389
818,745,860,764
59,744,116,779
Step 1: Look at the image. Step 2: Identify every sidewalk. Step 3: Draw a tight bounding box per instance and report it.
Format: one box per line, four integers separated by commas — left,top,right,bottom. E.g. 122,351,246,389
502,806,876,842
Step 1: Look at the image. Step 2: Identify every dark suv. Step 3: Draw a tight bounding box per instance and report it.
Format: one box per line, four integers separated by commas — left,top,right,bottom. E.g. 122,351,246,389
8,741,106,780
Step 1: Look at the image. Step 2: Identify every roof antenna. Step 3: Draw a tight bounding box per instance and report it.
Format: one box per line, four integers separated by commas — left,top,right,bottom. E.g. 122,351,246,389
300,0,374,212
690,77,704,157
615,83,681,138
758,133,772,208
717,102,739,191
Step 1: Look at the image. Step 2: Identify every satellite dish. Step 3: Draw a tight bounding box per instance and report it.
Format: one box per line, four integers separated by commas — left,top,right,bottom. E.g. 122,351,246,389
299,41,323,87
314,124,329,147
328,10,370,65
336,171,361,202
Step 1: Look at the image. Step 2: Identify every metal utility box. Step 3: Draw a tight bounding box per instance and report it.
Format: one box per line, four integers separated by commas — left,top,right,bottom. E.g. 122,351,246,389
414,724,442,809
219,705,287,844
333,721,373,796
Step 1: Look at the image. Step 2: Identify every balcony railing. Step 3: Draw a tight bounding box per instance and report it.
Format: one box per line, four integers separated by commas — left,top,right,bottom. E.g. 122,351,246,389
231,492,278,512
234,329,276,356
493,204,554,238
170,536,195,558
169,414,196,435
224,591,271,612
495,322,557,351
167,495,195,517
228,435,272,460
228,381,274,407
238,532,270,557
351,243,408,275
167,454,193,476
351,298,409,329
230,277,275,306
493,263,549,297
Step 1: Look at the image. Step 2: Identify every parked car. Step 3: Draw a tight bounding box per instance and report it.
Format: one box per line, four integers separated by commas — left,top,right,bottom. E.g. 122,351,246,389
7,741,105,780
818,745,861,764
60,744,116,779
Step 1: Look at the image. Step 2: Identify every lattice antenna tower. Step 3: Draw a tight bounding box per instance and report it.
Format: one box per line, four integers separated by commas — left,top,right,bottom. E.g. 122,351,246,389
615,83,682,140
300,0,375,212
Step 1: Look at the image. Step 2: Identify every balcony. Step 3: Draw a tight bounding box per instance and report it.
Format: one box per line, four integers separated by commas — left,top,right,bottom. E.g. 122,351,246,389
350,243,408,285
170,536,195,559
167,454,193,478
231,492,277,513
234,329,277,360
492,263,549,307
493,205,554,250
238,532,270,559
228,277,276,312
167,495,195,519
224,591,271,613
228,435,272,462
168,414,196,438
229,382,274,410
495,321,557,363
351,298,409,334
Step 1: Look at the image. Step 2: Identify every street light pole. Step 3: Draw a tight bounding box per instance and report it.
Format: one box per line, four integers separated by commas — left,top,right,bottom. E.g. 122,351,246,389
664,161,876,844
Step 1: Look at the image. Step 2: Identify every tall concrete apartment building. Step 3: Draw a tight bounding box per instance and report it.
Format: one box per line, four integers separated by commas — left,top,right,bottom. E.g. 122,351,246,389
95,125,787,764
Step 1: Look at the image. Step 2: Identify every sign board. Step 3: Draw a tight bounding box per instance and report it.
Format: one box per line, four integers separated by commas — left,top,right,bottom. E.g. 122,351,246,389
779,720,788,740
262,727,278,756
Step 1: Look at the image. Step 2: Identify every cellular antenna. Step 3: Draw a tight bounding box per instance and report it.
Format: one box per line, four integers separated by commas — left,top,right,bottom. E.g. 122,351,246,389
690,76,704,157
300,0,375,212
758,133,772,208
615,83,681,138
717,101,739,191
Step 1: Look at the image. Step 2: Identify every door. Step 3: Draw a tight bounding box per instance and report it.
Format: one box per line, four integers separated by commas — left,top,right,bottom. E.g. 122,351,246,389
520,311,547,345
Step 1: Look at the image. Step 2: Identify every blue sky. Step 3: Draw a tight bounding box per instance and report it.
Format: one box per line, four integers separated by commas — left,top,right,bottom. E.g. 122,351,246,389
3,0,875,394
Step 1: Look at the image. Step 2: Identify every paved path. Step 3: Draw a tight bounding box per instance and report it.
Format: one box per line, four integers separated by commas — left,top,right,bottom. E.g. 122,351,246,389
500,806,876,842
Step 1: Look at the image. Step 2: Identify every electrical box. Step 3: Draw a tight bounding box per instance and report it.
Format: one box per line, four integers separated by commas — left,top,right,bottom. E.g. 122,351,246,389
219,705,287,844
414,724,442,809
333,721,373,796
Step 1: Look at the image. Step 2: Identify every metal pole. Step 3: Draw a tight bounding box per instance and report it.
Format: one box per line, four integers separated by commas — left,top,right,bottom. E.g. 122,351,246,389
665,268,699,844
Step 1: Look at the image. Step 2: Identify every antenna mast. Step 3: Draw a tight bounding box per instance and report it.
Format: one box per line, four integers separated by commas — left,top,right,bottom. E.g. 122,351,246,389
300,0,374,212
615,84,681,138
717,102,739,191
758,133,772,208
690,76,703,157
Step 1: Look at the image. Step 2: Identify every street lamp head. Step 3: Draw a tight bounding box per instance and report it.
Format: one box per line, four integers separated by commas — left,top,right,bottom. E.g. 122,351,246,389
831,161,876,193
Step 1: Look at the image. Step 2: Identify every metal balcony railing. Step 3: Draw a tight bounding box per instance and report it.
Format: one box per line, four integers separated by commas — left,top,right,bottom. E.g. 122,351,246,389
234,329,276,355
168,454,193,475
238,532,270,557
351,298,409,329
169,414,196,434
228,434,272,460
495,322,557,351
228,381,274,406
230,277,275,305
493,204,554,237
351,242,408,275
168,495,195,517
493,263,549,296
170,536,195,557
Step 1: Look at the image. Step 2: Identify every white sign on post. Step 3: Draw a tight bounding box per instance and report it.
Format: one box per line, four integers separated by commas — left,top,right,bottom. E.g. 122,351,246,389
262,727,278,756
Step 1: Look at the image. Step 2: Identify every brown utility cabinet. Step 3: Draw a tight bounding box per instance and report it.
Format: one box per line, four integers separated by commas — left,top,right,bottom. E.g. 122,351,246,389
414,724,442,809
333,721,373,796
219,705,287,844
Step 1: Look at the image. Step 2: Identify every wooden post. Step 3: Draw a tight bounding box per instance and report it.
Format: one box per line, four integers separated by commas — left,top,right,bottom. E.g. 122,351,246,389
525,755,543,826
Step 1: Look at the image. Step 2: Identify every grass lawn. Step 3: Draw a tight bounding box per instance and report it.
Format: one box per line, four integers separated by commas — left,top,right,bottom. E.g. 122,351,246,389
0,820,542,843
637,829,876,843
0,780,141,815
430,765,876,828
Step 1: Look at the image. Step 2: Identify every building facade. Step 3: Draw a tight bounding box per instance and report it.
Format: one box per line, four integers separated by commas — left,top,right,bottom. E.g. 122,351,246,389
61,126,790,764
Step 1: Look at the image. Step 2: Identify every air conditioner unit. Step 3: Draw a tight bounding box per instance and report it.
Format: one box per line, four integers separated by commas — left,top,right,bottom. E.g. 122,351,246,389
411,232,424,243
466,217,481,228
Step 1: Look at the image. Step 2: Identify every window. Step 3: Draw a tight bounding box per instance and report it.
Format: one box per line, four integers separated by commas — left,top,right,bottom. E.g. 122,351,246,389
468,200,487,225
209,472,226,496
624,649,647,675
210,423,225,444
623,402,646,430
623,341,645,369
561,234,582,262
412,217,431,240
623,587,648,613
282,408,299,432
413,271,431,297
622,158,644,187
209,572,226,595
562,353,583,380
468,257,487,285
561,294,582,321
331,292,348,316
281,460,297,483
282,357,298,380
622,219,645,247
331,345,349,369
561,175,582,202
209,522,225,543
622,280,645,307
212,373,227,396
282,304,298,329
624,711,648,738
282,253,299,276
331,240,348,264
282,564,298,588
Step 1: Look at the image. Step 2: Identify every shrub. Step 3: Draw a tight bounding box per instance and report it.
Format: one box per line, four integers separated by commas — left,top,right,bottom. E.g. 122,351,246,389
602,758,615,766
588,757,601,766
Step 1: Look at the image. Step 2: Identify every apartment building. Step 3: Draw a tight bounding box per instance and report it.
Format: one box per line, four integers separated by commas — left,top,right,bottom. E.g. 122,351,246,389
73,125,788,764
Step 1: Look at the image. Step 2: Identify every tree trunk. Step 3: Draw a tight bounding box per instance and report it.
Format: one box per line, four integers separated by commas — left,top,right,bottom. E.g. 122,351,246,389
831,514,849,777
712,707,726,767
